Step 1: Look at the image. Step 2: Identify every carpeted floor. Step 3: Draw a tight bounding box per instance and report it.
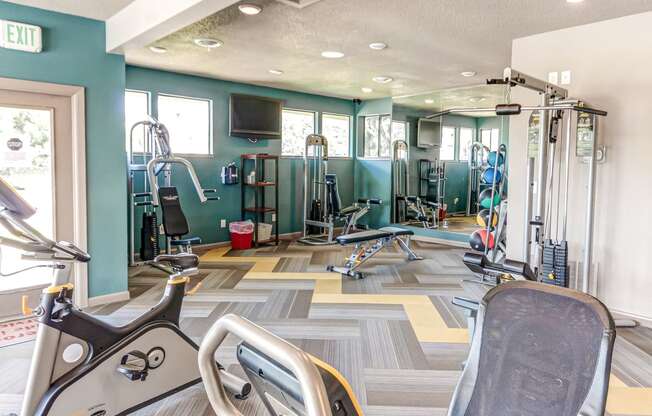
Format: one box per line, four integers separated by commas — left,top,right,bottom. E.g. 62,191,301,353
0,239,650,415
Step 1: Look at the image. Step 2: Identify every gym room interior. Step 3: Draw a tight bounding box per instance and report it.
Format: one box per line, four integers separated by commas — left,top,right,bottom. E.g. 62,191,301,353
0,0,651,415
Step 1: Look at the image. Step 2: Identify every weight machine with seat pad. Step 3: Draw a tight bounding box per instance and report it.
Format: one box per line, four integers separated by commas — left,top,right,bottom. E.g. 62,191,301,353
327,227,422,279
158,186,202,253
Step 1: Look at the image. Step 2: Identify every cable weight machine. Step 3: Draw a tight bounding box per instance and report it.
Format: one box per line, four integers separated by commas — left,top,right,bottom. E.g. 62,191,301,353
127,117,219,266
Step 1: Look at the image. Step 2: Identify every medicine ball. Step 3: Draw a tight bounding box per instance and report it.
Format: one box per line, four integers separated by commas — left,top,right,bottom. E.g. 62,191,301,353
469,229,495,252
481,167,502,184
487,151,505,167
479,188,501,209
476,209,498,228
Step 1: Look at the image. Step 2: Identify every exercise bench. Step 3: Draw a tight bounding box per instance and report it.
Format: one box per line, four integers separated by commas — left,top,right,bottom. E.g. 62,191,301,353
327,226,422,279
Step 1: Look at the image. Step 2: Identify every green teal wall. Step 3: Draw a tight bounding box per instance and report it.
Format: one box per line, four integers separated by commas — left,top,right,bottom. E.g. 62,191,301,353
0,2,127,298
126,66,355,246
354,98,393,227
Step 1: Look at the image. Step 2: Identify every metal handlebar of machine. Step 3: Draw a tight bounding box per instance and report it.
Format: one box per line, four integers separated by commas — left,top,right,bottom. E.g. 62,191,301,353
199,314,333,416
0,176,91,287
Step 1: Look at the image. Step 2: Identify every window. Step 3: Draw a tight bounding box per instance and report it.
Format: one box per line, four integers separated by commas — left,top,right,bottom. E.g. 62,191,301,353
157,94,212,155
282,109,316,156
480,128,500,151
321,113,350,157
459,127,474,161
125,90,150,153
439,126,456,161
391,120,407,143
363,114,391,158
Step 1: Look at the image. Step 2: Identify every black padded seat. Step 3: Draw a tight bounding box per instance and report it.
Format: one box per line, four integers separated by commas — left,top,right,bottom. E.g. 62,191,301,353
448,281,615,416
154,253,199,270
378,226,414,237
339,205,361,216
335,229,392,245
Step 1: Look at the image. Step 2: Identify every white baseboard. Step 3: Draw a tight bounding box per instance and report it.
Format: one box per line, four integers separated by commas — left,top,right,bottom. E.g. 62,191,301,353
609,307,652,329
88,290,130,307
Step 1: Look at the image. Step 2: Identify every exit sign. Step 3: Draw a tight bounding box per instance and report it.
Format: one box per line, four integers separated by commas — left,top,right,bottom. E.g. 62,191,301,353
0,20,42,53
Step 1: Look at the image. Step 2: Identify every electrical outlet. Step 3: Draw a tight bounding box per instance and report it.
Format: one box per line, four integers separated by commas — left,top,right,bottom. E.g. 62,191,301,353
272,213,276,222
561,70,572,85
548,71,559,85
220,219,226,228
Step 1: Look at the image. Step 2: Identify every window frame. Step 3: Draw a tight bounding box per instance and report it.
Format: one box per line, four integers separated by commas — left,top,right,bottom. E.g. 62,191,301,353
391,120,408,144
124,89,151,155
156,92,214,158
320,112,352,159
480,127,500,151
280,107,318,158
439,125,457,161
458,126,475,162
360,113,392,160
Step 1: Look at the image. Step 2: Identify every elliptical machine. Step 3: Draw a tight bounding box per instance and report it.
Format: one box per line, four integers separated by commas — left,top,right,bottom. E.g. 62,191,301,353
0,176,249,416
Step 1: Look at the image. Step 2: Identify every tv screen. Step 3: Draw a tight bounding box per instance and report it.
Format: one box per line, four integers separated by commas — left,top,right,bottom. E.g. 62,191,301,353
417,118,441,148
230,94,282,139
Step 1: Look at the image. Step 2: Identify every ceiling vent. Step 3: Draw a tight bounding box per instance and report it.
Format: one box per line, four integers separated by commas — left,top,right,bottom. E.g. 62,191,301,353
276,0,324,9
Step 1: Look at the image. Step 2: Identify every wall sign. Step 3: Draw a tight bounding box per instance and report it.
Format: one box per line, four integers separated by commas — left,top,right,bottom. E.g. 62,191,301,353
0,20,42,53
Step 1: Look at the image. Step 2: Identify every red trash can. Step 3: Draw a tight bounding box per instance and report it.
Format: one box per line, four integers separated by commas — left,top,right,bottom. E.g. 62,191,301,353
229,221,254,250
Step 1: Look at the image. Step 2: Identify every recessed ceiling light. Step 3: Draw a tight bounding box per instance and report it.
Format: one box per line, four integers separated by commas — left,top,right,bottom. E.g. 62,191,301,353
361,87,373,93
238,3,262,14
149,45,167,54
268,69,284,75
469,96,486,103
194,38,223,48
321,51,344,59
424,99,434,104
372,76,393,84
460,71,477,77
566,0,584,3
369,42,388,50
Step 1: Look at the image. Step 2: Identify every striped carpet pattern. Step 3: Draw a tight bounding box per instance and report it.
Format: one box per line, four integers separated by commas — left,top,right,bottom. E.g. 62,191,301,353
0,239,650,415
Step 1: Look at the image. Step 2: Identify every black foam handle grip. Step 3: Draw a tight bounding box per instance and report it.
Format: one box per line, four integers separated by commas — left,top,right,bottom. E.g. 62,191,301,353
495,103,522,115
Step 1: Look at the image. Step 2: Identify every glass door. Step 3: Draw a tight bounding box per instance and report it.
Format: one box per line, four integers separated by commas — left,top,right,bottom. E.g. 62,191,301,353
0,105,55,290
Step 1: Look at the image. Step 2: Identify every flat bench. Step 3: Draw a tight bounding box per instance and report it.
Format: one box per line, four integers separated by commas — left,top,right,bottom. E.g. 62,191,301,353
328,227,422,279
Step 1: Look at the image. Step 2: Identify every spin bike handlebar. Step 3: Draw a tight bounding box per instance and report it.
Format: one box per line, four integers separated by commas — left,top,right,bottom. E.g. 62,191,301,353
0,176,90,263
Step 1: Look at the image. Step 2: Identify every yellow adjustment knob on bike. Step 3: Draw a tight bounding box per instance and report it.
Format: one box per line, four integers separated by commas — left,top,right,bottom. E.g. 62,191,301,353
186,280,203,296
21,295,34,316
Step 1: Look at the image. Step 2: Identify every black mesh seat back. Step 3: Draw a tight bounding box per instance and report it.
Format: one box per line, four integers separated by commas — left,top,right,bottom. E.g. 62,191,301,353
325,174,341,216
452,281,615,416
158,187,189,238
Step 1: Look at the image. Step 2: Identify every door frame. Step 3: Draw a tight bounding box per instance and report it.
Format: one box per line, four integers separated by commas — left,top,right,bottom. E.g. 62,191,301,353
0,77,88,307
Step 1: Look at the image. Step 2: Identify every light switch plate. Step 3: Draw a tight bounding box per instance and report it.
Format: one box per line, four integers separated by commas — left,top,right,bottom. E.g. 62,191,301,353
561,70,572,85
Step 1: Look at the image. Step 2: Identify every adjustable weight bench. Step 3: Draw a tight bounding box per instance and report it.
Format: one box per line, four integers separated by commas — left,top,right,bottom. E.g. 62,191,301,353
327,226,422,279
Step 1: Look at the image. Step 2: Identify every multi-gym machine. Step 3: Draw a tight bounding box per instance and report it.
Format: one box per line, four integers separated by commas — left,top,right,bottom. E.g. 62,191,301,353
391,139,409,223
428,68,611,296
127,117,218,265
0,176,250,416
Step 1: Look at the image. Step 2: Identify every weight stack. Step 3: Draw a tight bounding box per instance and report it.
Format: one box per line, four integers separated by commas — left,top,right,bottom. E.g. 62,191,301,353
540,239,569,287
140,212,160,261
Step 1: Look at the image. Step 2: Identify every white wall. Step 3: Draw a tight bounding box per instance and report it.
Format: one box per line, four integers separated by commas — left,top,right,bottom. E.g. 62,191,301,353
508,12,652,323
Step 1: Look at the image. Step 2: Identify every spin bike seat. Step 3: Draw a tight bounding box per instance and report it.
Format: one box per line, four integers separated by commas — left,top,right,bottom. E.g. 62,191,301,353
155,253,199,270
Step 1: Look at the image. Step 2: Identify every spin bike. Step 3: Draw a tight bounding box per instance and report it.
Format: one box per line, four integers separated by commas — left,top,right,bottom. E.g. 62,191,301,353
0,176,250,416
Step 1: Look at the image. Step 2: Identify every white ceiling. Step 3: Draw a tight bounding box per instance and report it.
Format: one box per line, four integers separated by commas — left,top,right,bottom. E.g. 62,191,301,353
5,0,136,21
124,0,652,100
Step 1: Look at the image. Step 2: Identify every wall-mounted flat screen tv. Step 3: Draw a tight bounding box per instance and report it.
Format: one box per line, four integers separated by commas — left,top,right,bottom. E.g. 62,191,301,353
417,118,441,148
230,94,283,139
